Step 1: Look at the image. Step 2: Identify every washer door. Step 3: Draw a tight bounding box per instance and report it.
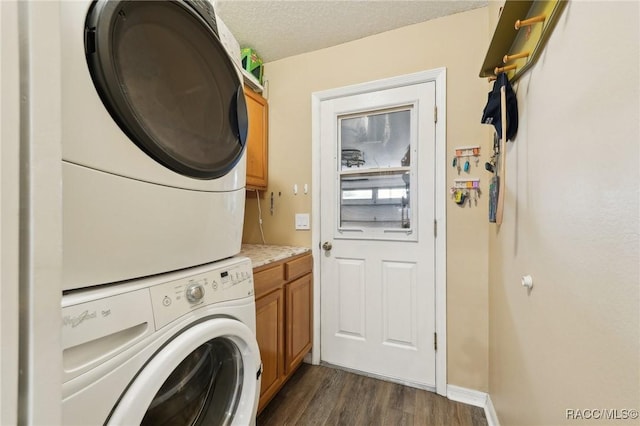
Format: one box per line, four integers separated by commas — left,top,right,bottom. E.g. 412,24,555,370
85,0,248,179
108,318,261,425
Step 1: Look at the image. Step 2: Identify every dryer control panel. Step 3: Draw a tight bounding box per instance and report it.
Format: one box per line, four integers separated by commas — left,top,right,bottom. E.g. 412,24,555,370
149,258,254,329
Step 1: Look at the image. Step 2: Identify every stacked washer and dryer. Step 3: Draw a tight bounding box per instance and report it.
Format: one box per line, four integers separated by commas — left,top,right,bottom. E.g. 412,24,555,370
59,0,261,424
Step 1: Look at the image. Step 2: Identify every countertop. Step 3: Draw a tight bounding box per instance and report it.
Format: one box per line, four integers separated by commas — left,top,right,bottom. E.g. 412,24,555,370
240,244,311,269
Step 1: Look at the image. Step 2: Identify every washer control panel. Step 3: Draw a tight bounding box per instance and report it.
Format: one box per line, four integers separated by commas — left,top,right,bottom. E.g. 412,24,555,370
149,258,254,329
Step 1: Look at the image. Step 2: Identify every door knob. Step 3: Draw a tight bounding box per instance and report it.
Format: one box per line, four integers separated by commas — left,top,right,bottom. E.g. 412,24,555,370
322,241,332,251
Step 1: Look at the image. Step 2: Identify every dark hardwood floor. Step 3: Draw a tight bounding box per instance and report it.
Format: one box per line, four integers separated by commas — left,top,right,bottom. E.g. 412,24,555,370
257,364,488,426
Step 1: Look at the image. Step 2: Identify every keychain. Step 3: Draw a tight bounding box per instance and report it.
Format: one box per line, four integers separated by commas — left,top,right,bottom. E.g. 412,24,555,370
453,156,461,174
454,189,466,205
452,181,480,207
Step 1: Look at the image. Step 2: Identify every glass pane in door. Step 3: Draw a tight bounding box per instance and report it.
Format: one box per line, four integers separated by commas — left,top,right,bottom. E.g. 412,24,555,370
338,108,414,237
340,109,410,171
340,170,410,229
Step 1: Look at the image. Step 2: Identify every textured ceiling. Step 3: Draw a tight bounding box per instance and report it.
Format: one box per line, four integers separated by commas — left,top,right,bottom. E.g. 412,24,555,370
214,1,488,63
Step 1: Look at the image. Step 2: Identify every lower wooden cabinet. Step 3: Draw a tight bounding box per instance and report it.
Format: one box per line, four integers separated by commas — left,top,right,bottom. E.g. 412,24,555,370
285,273,313,375
253,253,312,413
255,288,284,408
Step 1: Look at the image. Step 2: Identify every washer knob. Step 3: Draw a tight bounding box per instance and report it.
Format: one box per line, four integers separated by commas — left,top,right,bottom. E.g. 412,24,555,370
186,283,204,303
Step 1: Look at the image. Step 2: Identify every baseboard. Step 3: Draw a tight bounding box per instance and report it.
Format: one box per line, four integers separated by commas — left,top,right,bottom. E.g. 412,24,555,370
484,394,500,426
446,385,500,426
446,384,487,407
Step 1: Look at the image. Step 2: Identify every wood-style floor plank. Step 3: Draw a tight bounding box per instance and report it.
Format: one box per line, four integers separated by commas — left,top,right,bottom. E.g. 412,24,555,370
296,368,347,425
257,364,326,425
257,364,488,426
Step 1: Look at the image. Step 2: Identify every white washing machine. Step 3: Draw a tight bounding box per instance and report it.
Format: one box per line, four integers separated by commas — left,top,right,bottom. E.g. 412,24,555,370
60,0,249,290
61,256,261,425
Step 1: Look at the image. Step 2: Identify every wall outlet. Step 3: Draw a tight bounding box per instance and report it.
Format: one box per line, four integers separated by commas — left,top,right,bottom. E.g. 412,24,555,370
295,213,310,230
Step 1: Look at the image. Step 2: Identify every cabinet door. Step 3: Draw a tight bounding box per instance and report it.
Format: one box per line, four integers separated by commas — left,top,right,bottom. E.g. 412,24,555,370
244,87,268,190
285,273,313,374
255,288,284,412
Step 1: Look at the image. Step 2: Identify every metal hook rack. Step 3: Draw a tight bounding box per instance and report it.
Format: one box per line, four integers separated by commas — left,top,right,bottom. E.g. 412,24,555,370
479,0,568,83
450,178,482,208
452,145,481,174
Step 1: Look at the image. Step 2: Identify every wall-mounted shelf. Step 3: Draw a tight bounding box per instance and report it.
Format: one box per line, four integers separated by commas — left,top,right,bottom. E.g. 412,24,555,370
242,68,264,93
479,0,568,82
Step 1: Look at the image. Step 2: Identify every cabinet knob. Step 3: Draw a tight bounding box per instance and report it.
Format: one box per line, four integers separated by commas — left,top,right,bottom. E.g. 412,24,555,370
322,241,332,251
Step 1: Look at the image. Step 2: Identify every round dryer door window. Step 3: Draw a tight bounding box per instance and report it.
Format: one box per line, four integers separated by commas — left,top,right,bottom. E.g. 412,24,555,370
85,0,248,179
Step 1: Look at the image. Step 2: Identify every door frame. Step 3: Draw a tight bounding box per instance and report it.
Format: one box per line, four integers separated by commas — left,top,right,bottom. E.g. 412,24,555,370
311,68,447,396
1,2,21,424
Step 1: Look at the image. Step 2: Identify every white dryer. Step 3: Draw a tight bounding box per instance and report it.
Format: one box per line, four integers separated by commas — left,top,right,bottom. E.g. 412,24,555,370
60,0,248,290
62,256,261,425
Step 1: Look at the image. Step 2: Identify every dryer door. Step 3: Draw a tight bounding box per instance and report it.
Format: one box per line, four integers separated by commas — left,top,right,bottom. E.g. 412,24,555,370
108,318,261,426
85,0,248,179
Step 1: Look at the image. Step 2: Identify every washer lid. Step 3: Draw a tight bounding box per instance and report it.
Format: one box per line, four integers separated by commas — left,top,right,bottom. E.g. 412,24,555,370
85,0,248,180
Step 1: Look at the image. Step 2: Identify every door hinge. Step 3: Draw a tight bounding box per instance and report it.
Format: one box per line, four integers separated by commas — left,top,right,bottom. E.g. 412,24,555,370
434,105,438,123
434,332,438,351
434,219,437,238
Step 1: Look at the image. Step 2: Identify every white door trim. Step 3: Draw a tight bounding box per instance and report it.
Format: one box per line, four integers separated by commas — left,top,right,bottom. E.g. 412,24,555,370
1,2,21,424
311,68,447,396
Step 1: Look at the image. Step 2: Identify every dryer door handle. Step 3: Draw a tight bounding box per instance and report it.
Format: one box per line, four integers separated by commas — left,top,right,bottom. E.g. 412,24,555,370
235,85,248,147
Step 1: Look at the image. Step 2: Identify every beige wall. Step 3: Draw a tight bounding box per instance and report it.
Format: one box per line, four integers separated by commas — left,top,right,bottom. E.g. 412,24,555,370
487,1,640,425
243,7,492,391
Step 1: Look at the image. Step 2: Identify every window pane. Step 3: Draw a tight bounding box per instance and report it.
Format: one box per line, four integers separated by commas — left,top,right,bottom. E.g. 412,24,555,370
378,188,406,199
342,189,373,200
340,110,411,171
340,171,410,229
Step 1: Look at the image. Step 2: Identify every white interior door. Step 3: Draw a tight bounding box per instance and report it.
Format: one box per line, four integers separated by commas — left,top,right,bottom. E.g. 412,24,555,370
319,80,437,388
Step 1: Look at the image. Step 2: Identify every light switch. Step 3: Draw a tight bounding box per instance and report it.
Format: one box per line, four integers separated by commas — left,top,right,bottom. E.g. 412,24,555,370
295,213,310,230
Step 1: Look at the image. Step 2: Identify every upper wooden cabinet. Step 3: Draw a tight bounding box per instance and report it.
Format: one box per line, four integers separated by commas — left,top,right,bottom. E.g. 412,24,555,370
244,86,268,190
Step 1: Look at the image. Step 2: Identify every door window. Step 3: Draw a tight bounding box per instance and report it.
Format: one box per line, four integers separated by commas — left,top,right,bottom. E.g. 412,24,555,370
141,338,242,426
85,0,247,179
338,108,415,237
